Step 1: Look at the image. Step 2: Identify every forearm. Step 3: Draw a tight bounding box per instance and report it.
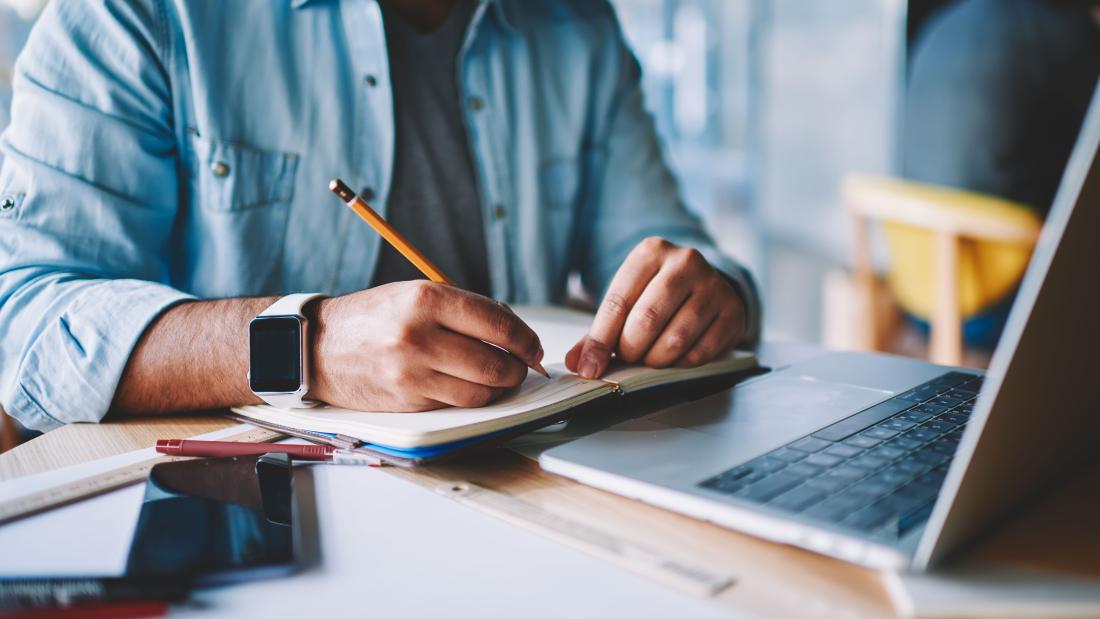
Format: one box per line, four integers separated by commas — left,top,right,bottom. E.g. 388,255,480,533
112,297,277,415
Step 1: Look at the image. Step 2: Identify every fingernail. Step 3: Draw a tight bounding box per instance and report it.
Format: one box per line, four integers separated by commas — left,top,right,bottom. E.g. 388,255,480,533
536,345,545,363
579,356,599,379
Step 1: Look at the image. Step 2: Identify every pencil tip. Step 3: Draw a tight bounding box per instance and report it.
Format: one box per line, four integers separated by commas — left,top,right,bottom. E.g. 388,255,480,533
533,363,551,379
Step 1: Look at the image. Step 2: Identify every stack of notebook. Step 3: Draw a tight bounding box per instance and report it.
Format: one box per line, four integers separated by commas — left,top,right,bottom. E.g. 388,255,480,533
232,306,758,465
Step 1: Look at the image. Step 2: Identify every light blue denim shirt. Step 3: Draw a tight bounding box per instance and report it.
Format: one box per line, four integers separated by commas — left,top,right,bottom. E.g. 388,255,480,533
0,0,759,431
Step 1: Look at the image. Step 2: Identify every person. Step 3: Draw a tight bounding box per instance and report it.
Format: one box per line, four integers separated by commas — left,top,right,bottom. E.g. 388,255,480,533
0,0,760,432
902,0,1100,346
904,0,1100,214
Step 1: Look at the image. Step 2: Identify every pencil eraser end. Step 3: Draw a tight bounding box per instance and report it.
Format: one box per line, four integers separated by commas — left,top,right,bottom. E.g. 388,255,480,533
329,178,355,202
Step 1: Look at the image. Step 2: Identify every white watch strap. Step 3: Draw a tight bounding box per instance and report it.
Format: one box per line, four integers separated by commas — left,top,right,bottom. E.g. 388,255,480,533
258,292,327,317
253,292,327,409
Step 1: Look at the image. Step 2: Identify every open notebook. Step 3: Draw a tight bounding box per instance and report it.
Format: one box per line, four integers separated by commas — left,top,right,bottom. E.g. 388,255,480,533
231,306,758,451
232,353,757,450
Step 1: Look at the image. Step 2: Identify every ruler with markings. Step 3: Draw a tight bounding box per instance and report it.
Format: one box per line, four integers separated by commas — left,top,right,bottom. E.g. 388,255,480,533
0,426,282,526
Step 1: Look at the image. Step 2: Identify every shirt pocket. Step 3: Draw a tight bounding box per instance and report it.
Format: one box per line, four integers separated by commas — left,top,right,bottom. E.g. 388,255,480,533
186,133,299,211
180,133,300,296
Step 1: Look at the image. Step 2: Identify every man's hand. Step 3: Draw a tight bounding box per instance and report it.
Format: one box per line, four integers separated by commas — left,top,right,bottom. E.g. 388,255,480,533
565,237,747,379
310,281,544,411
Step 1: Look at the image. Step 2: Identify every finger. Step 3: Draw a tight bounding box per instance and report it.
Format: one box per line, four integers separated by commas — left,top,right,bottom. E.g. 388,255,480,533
426,328,528,388
675,306,741,368
565,336,586,372
642,292,721,368
617,261,696,362
579,251,663,378
422,371,507,409
430,287,544,367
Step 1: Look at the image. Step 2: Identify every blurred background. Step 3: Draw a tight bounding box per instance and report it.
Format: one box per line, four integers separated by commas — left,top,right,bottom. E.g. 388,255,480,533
1,0,1097,377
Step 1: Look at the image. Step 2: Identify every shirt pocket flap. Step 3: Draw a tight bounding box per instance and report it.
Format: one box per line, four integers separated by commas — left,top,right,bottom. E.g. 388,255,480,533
187,134,299,211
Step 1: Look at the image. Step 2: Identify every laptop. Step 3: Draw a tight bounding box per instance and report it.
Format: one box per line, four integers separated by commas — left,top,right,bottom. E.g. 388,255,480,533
540,84,1100,572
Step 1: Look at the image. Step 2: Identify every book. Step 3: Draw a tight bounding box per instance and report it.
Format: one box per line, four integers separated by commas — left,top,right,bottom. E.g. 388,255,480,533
231,306,758,450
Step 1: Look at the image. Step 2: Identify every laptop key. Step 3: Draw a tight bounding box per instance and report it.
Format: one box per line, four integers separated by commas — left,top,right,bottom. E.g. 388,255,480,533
824,465,870,482
940,413,967,425
844,435,882,449
785,462,824,479
811,399,913,442
894,458,929,475
886,436,922,451
844,502,896,531
804,495,868,523
849,454,888,470
790,436,832,453
863,427,899,440
846,481,893,501
868,445,905,460
897,501,936,534
754,457,789,473
906,428,938,443
913,403,948,416
922,466,949,485
882,419,917,432
803,453,844,468
825,443,863,458
736,472,802,502
897,481,939,504
769,484,827,512
867,468,912,490
923,420,954,434
770,448,808,463
701,477,749,494
913,449,947,466
930,440,958,455
806,477,850,493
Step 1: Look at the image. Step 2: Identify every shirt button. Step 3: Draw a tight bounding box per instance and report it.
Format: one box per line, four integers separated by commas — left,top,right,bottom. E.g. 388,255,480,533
469,96,485,112
365,74,377,88
0,197,14,212
360,187,376,201
492,204,506,220
211,161,230,177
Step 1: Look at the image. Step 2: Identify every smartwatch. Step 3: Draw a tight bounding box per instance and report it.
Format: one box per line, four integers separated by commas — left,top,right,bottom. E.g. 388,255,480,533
248,293,327,408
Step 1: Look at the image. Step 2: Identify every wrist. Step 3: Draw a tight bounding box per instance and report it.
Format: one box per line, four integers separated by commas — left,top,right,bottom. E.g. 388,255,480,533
304,296,334,402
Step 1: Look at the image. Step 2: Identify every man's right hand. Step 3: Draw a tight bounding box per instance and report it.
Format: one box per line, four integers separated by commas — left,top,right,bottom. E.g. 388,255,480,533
308,281,544,412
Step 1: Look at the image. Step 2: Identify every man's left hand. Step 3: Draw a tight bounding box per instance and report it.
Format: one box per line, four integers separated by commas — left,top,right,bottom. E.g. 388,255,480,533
565,237,748,379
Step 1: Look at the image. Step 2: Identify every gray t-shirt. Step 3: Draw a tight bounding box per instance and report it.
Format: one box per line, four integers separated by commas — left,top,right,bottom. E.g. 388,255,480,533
370,0,492,295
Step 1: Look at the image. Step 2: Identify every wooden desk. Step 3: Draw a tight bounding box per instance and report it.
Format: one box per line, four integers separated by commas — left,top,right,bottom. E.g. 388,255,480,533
3,344,1097,619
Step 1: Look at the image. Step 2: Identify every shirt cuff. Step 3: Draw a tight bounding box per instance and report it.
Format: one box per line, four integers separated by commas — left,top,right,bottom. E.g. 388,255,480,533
8,279,194,432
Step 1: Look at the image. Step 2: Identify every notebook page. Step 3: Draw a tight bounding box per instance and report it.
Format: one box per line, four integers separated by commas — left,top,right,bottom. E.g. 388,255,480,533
232,364,612,448
601,350,758,393
512,305,591,366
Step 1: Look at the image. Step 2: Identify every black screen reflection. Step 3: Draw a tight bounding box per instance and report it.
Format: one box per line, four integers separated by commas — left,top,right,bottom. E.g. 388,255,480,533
125,453,296,585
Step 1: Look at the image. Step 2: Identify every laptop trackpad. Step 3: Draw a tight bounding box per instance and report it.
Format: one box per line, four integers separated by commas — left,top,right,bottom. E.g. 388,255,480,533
639,372,891,463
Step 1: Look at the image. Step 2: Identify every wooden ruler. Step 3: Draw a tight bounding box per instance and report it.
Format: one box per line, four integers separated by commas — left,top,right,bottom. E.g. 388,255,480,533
431,480,736,597
0,426,281,526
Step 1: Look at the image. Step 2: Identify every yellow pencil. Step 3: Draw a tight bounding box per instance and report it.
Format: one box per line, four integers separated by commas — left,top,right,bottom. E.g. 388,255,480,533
329,178,550,379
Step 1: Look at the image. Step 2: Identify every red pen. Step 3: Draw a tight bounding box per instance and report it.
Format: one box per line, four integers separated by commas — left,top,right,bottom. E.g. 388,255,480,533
156,438,376,463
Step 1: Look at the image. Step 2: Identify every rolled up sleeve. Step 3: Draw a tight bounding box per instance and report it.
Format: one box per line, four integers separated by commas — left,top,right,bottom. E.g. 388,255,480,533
0,0,192,431
577,6,762,347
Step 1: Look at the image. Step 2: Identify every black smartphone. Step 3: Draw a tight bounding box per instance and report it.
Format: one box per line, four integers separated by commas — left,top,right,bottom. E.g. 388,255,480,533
124,452,299,585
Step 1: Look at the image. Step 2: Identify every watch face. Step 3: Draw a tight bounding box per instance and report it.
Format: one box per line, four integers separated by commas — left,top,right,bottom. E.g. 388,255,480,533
249,316,304,394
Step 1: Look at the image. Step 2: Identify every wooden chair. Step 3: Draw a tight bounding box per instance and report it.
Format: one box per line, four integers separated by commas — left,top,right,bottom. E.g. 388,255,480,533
844,174,1042,366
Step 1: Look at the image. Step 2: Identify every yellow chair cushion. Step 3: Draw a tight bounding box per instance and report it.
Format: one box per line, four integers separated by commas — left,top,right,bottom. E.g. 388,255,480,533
884,226,1030,320
881,193,1041,321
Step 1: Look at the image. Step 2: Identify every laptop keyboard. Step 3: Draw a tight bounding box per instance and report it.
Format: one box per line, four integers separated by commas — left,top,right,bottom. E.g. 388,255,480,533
698,371,982,539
